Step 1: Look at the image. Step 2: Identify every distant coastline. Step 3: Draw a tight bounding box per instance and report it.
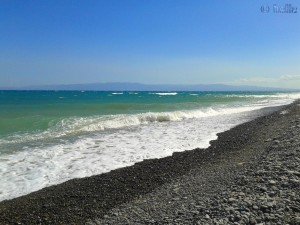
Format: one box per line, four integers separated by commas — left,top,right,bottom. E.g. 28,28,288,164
1,82,298,92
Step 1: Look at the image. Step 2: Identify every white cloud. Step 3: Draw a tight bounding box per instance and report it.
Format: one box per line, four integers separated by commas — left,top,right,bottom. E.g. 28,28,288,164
235,77,275,83
279,74,300,81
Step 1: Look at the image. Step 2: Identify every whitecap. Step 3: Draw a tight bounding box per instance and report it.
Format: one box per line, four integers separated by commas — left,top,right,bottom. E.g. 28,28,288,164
150,92,178,96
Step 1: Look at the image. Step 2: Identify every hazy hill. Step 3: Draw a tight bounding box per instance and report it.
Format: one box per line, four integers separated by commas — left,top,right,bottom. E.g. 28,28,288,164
1,82,297,92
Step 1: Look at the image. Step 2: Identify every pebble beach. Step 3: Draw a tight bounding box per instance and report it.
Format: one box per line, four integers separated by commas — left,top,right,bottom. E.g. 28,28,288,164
1,101,300,224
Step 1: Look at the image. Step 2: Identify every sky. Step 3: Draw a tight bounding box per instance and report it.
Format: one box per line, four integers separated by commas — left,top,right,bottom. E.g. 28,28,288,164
0,0,299,88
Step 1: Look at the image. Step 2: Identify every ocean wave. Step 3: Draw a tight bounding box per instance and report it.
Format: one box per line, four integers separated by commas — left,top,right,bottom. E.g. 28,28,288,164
0,105,266,146
224,93,300,99
1,92,300,147
112,92,123,95
2,91,300,200
150,92,178,96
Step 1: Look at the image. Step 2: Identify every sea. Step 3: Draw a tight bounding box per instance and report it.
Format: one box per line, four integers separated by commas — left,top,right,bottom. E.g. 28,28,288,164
0,90,299,201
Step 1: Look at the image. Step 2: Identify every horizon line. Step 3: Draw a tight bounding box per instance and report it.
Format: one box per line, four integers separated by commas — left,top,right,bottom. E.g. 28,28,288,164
0,82,298,92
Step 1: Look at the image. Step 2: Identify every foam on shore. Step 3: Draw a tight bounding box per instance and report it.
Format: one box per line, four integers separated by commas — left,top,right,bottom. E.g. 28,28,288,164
0,92,300,201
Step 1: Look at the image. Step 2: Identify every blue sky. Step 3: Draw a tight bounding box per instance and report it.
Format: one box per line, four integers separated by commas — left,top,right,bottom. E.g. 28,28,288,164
0,0,299,88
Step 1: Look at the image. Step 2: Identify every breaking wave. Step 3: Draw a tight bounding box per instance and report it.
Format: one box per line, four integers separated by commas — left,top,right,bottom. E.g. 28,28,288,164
0,104,271,147
150,92,178,96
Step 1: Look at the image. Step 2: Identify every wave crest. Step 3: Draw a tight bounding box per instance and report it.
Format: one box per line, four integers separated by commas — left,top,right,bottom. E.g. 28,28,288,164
0,105,263,146
2,91,300,147
150,92,178,96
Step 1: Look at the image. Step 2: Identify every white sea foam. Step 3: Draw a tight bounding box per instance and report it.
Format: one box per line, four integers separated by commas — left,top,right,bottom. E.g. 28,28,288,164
0,93,297,147
1,92,300,201
224,93,300,99
0,110,257,201
0,105,269,146
112,92,123,95
150,92,178,96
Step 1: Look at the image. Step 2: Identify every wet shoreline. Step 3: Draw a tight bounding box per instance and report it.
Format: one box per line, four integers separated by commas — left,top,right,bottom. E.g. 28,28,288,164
0,102,298,224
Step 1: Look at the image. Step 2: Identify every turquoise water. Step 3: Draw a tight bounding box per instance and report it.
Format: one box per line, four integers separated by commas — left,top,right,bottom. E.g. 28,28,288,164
0,90,300,201
0,90,287,137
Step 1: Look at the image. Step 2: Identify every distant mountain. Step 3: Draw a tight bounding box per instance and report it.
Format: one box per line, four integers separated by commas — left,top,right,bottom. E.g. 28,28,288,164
1,82,297,92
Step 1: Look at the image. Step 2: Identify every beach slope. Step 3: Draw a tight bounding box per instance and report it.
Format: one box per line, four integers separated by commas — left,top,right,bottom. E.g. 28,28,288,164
1,102,300,224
